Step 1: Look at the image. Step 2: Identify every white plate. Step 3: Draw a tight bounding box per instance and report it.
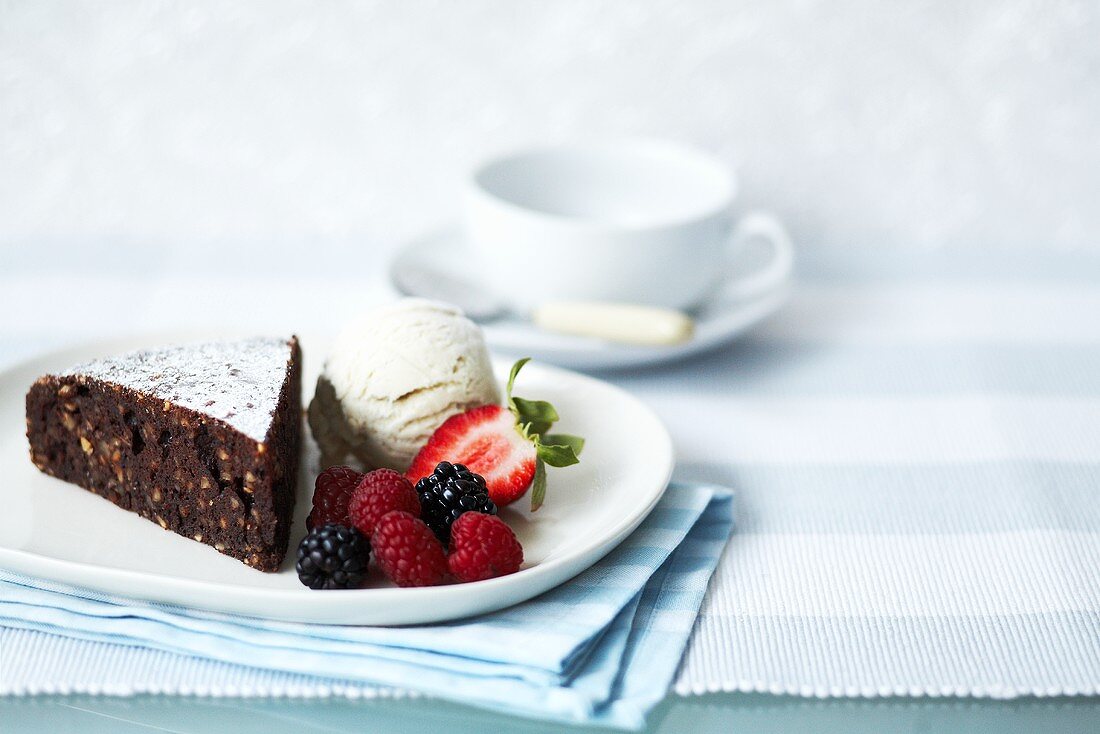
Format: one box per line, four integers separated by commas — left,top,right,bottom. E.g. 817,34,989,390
0,334,673,625
391,229,792,371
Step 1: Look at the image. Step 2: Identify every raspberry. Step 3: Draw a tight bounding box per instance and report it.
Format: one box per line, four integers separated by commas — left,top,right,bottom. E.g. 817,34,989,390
307,466,363,530
348,469,420,536
447,513,524,583
371,511,448,587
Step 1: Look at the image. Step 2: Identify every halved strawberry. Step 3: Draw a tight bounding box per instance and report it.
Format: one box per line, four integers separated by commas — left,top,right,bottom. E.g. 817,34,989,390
406,358,583,510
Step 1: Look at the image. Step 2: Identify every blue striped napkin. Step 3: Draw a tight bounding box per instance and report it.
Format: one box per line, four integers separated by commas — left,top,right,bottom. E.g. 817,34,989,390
0,482,734,729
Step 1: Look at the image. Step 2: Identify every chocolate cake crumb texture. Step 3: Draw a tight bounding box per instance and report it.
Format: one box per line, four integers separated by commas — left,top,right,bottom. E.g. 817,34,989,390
26,337,302,572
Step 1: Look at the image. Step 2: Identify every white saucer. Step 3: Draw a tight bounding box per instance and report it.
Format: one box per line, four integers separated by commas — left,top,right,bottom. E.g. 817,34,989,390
0,334,673,625
391,229,792,370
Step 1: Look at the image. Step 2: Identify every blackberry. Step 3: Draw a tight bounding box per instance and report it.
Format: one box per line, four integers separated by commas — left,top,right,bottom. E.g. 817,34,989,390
295,523,371,590
416,461,497,545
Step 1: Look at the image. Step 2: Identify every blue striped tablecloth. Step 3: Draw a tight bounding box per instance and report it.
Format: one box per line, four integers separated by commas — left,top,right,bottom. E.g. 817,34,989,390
0,484,734,729
1,243,1099,705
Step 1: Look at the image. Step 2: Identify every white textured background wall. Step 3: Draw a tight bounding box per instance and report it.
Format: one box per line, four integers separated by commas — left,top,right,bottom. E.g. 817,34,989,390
2,0,1098,260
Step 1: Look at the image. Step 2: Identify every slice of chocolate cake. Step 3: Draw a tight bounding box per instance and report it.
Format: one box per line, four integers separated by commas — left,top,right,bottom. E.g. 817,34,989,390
26,337,302,572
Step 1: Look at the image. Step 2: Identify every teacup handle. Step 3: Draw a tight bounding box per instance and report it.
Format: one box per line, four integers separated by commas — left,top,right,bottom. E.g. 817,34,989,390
723,212,794,301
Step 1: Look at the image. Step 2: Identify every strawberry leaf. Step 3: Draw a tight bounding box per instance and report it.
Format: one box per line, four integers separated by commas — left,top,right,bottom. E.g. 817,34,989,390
542,434,584,456
507,358,559,436
512,397,559,436
537,441,581,468
503,357,583,511
530,458,547,511
506,358,531,404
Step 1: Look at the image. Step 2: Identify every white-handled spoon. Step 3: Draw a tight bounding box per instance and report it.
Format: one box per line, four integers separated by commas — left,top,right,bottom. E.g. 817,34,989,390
390,251,694,346
531,301,693,346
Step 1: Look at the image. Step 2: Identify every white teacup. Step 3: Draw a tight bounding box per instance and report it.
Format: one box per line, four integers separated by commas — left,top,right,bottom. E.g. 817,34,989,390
464,140,793,311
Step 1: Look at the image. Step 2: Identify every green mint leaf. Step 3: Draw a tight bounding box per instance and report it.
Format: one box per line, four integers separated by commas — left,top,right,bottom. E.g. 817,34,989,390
530,458,547,511
542,434,585,456
537,442,581,468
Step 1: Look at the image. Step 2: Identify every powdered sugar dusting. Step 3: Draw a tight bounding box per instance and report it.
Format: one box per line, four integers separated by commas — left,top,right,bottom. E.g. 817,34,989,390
61,337,294,442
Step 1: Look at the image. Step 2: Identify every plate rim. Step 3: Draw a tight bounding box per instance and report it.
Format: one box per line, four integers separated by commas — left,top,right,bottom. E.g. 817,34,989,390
0,334,674,625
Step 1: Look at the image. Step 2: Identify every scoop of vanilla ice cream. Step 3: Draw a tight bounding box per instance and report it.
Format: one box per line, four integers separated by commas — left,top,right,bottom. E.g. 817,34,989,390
308,299,500,471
